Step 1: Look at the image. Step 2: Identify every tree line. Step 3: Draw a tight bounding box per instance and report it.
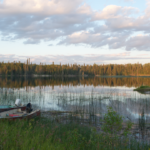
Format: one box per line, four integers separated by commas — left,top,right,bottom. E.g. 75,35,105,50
0,59,150,76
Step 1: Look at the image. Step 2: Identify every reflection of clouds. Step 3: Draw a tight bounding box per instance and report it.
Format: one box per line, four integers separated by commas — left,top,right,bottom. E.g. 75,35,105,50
1,84,150,123
45,102,64,111
126,108,150,120
110,92,131,97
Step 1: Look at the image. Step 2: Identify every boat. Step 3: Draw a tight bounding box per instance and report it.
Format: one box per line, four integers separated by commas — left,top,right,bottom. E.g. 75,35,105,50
0,108,40,120
0,105,26,112
0,99,26,112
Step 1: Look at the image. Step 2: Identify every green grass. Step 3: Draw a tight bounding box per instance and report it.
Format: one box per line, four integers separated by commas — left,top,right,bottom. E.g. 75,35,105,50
139,86,150,89
0,117,149,150
133,85,150,91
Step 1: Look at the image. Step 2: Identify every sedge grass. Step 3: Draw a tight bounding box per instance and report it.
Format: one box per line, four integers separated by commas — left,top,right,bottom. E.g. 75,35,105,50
0,117,149,150
134,85,150,91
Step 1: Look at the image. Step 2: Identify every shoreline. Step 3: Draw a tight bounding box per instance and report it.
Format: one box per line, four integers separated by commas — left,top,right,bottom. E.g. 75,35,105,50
1,74,150,77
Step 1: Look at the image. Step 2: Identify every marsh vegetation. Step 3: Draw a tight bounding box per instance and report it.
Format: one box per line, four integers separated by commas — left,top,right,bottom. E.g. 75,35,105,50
0,111,150,150
1,76,150,149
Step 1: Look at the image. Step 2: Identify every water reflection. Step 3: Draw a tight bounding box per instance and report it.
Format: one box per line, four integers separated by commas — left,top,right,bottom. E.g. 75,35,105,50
0,77,150,124
1,76,150,88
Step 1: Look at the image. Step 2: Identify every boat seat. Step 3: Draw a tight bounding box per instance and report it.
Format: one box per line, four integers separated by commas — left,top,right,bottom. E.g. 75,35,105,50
16,111,25,114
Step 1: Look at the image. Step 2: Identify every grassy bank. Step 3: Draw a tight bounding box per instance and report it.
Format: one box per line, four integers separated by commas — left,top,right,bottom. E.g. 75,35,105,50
134,85,150,92
0,117,149,150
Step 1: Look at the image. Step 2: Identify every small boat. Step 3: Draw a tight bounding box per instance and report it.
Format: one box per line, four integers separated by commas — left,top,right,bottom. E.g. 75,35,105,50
0,99,26,112
0,105,26,112
0,108,40,120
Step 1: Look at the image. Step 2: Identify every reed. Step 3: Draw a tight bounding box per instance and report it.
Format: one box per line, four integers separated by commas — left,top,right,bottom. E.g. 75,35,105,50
0,117,149,150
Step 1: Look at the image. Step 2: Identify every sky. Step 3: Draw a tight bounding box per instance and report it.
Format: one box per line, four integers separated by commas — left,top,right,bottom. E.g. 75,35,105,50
0,0,150,65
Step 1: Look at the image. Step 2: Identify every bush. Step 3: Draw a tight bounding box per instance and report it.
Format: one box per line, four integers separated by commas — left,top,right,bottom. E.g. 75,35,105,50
102,107,133,136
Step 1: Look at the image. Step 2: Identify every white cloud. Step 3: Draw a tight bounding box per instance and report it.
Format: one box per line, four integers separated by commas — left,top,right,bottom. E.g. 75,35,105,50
0,0,84,15
59,31,106,46
0,0,150,52
126,34,150,51
60,31,129,49
1,53,150,65
92,5,138,20
77,3,93,15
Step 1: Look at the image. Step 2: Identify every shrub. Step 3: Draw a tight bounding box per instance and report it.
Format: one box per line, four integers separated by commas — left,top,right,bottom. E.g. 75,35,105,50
102,107,133,136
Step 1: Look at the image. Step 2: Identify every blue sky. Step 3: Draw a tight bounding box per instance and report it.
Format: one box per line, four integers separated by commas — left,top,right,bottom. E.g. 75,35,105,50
0,0,150,65
87,0,146,11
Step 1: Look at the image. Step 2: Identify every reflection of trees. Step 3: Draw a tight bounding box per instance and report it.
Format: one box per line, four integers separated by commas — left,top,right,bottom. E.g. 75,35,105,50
1,77,150,88
1,76,150,123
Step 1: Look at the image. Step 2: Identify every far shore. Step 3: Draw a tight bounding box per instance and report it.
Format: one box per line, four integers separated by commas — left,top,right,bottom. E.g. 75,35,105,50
0,74,150,77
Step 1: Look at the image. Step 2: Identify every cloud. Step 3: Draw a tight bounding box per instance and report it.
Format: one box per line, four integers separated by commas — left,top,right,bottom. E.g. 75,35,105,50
48,44,54,46
59,31,130,49
24,39,41,44
58,31,108,47
0,0,84,15
92,5,138,20
0,53,150,65
0,0,150,51
126,34,150,51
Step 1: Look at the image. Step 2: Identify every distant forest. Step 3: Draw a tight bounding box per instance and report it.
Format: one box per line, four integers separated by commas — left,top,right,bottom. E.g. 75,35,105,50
0,59,150,76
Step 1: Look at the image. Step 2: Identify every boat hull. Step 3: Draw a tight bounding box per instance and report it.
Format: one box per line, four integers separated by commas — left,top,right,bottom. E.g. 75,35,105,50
0,110,41,121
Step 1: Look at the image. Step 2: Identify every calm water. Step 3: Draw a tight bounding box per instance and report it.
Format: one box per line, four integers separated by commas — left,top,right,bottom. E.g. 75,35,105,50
0,76,150,123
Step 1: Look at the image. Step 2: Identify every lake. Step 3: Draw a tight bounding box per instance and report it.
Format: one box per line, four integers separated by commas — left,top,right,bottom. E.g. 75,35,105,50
0,76,150,124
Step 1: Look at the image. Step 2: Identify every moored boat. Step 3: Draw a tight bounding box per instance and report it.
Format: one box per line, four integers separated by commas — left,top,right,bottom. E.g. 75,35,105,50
0,105,26,112
0,108,40,120
0,99,26,112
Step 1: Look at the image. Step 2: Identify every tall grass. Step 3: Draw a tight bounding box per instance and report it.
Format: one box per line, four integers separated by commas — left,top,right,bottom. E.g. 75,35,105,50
0,117,149,150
